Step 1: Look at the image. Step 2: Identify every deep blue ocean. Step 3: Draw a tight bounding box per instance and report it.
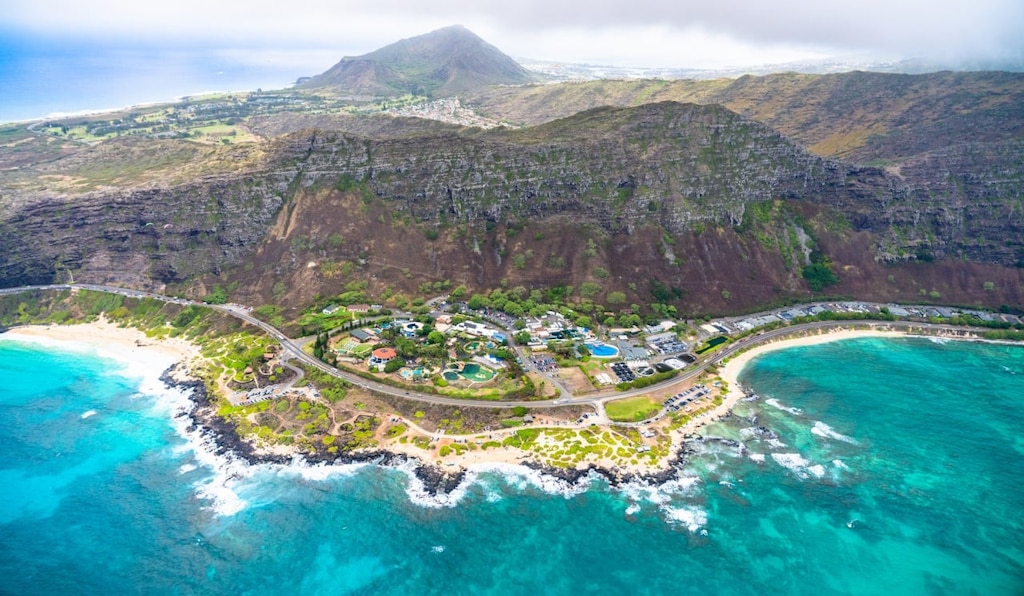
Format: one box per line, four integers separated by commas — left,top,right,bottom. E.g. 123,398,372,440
0,40,314,122
1,334,1022,594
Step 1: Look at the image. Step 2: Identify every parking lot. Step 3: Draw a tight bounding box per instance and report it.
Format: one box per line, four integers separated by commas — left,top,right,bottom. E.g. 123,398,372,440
530,355,558,372
662,384,708,412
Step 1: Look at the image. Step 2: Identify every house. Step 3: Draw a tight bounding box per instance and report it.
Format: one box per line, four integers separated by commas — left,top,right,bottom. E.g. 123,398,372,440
644,321,676,334
350,328,374,343
348,304,371,313
402,321,424,337
451,320,500,339
369,347,398,370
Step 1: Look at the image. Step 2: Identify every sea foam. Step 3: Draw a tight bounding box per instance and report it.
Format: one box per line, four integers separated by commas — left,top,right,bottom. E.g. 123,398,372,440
144,375,256,518
771,453,813,479
764,398,803,416
617,477,707,532
395,459,471,508
811,421,859,444
662,505,709,533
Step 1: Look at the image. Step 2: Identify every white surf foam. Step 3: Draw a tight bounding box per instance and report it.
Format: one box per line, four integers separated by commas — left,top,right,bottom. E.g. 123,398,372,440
139,375,257,517
749,453,766,464
811,421,858,444
617,476,702,507
395,459,472,508
663,505,708,533
80,410,97,419
475,463,595,497
832,459,849,470
282,461,368,482
764,398,803,416
738,427,758,439
431,545,445,554
184,428,253,517
771,452,812,479
806,464,826,478
616,476,707,531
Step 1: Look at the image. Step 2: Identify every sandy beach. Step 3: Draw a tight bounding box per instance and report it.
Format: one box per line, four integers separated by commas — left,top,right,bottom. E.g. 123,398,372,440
1,317,201,380
711,328,907,427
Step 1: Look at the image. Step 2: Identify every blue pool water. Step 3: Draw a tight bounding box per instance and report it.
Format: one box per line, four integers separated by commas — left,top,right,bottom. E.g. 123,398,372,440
587,342,619,357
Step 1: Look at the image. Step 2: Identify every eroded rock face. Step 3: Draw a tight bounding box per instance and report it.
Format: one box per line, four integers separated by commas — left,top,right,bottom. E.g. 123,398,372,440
0,175,287,289
0,102,1021,309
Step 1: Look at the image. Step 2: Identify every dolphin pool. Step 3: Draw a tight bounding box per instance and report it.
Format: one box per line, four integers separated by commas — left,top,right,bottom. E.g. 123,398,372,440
586,343,619,358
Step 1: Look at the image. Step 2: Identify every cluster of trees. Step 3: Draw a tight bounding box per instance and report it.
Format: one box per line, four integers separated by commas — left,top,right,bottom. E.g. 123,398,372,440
802,250,840,291
309,333,329,362
461,284,677,331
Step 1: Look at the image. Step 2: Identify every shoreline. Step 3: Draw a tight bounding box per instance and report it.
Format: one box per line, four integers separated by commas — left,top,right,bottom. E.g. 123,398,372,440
0,318,202,382
712,328,907,430
0,320,1004,498
7,84,297,126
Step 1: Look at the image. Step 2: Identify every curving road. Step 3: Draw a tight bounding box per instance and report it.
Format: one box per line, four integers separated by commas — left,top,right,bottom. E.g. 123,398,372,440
0,283,1002,411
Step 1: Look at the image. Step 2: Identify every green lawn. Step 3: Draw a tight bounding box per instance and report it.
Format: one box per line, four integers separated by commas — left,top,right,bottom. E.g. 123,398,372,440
351,342,374,357
605,395,661,422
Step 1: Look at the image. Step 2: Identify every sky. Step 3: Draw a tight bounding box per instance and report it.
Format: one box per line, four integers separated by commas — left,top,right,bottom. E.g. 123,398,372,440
2,0,1023,72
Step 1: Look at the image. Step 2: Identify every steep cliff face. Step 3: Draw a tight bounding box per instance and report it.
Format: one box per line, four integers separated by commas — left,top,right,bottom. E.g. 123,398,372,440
0,175,288,289
1,100,1021,312
276,103,867,232
270,102,1021,268
883,139,1024,265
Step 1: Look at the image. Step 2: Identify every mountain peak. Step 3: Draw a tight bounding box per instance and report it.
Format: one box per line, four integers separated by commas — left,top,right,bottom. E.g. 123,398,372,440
301,26,537,97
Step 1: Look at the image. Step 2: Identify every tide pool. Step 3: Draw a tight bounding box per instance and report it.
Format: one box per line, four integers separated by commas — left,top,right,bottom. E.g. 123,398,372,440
0,334,1021,594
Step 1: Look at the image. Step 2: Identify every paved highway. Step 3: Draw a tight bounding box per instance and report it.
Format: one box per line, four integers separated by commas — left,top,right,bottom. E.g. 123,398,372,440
0,284,999,411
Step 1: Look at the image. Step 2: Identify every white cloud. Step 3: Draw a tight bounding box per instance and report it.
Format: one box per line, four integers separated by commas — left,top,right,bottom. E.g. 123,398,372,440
2,0,1021,68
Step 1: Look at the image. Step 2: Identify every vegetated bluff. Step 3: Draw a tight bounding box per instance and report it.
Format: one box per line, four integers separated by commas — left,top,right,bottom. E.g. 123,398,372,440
2,99,1021,313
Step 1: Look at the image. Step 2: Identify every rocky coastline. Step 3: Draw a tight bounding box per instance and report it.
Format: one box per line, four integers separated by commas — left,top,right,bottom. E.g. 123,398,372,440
159,363,708,498
161,364,468,496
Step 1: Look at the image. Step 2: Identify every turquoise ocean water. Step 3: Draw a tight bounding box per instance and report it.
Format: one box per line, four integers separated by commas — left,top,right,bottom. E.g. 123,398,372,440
1,335,1022,594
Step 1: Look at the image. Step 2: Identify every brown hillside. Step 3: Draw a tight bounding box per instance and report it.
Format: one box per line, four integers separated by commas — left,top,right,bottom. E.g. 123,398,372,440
467,71,1024,163
203,186,1024,317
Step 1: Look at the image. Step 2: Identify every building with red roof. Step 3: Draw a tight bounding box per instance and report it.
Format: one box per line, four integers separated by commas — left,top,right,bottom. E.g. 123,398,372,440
369,347,398,370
